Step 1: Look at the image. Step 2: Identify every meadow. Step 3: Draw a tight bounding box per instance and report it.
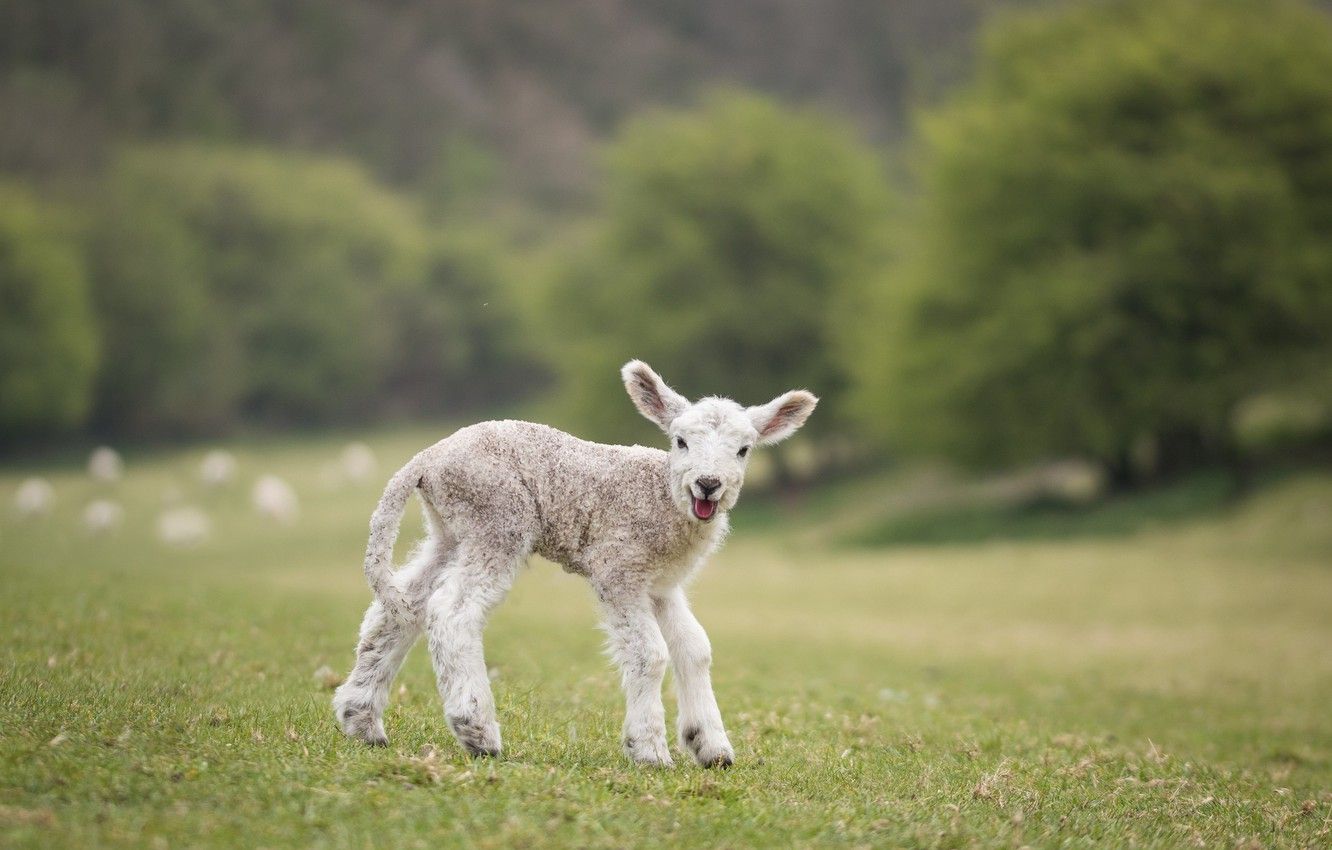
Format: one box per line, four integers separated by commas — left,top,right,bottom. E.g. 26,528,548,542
2,428,1330,848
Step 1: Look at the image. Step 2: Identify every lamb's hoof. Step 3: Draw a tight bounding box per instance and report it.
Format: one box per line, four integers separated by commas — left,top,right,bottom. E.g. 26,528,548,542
701,749,734,769
624,733,674,768
364,731,389,747
448,714,501,759
682,724,734,768
335,702,389,747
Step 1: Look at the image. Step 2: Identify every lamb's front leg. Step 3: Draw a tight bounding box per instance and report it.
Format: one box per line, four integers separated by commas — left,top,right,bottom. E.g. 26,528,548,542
653,587,734,768
599,590,673,767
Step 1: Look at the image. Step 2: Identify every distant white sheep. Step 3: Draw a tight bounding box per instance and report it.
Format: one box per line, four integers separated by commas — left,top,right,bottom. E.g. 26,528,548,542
157,506,210,547
88,447,124,482
199,450,238,488
252,475,299,523
14,478,55,518
82,500,124,535
341,442,378,484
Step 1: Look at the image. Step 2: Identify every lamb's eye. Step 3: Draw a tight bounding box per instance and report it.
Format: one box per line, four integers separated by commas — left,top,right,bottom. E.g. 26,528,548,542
676,437,688,450
737,445,750,458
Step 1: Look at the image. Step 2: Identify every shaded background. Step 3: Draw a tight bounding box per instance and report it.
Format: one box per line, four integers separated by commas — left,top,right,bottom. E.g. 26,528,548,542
4,0,1332,498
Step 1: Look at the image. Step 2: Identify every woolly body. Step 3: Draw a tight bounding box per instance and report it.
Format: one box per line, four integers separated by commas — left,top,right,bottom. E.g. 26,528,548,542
411,420,725,585
334,361,817,768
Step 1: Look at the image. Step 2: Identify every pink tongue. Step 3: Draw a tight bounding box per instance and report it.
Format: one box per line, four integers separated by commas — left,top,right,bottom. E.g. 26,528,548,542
693,497,715,519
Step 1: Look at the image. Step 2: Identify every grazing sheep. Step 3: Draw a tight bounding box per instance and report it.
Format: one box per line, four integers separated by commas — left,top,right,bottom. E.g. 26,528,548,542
341,442,378,484
199,450,238,488
88,447,124,482
252,475,299,523
334,361,817,768
14,478,55,518
156,506,210,547
82,499,124,535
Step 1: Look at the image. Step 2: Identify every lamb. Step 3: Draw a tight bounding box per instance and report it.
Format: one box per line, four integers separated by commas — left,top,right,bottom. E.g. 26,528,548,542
251,475,299,524
332,360,817,767
199,450,238,489
88,446,124,482
156,506,211,547
340,442,378,484
13,478,55,518
82,499,124,536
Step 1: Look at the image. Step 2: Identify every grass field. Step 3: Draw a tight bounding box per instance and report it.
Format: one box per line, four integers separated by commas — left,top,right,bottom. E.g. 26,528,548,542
2,428,1331,848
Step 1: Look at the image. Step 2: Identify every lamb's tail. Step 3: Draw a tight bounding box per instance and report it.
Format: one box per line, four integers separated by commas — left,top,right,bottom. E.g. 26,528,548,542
364,458,422,625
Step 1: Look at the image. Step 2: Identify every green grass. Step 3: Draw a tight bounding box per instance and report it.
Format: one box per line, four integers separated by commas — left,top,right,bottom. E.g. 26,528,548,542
2,430,1331,848
845,471,1239,547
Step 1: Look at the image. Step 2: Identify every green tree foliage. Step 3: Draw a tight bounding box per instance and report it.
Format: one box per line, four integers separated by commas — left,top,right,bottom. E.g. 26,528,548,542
88,145,426,431
86,145,540,436
850,0,1332,481
86,159,236,435
384,230,548,419
0,182,97,440
547,91,890,442
0,0,985,196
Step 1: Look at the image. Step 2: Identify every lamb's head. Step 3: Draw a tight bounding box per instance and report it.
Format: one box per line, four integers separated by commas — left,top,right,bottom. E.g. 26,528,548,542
621,360,818,522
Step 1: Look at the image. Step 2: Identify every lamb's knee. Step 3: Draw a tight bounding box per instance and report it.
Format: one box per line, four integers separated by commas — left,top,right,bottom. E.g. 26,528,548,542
676,632,712,672
625,638,669,682
645,643,670,678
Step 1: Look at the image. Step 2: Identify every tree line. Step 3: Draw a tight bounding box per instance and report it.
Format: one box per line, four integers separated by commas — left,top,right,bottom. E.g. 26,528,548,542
3,0,1331,487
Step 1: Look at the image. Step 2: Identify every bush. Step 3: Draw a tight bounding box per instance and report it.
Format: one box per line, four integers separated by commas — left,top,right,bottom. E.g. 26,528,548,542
87,144,543,436
88,145,429,432
0,182,97,441
546,90,890,443
849,0,1332,483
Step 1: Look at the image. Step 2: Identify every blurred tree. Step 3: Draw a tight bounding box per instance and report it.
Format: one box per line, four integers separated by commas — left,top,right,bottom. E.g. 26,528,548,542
87,157,239,436
383,229,550,418
0,182,97,441
85,144,541,437
89,145,427,430
0,0,987,198
850,0,1332,486
547,90,890,448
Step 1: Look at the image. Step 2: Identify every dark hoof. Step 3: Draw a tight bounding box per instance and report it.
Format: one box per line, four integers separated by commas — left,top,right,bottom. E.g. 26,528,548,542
704,752,733,769
683,724,734,768
448,714,501,758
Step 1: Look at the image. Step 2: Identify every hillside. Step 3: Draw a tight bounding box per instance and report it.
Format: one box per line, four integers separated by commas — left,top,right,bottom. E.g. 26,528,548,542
1,0,995,200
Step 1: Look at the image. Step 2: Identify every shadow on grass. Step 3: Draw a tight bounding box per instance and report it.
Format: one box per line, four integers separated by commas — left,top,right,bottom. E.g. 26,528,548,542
845,471,1239,548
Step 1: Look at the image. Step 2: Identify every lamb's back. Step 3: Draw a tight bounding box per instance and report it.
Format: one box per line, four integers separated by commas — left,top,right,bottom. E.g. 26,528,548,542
418,421,678,566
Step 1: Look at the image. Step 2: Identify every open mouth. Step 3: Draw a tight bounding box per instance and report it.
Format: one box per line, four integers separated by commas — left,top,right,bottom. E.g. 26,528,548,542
691,496,717,521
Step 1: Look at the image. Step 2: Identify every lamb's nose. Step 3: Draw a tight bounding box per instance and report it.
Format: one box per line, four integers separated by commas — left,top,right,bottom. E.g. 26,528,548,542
696,477,721,497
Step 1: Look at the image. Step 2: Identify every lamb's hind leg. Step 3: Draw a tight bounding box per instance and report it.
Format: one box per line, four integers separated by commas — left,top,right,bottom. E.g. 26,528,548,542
333,536,450,745
425,543,523,758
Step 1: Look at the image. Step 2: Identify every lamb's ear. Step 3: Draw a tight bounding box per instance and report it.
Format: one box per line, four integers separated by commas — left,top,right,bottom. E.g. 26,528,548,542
747,390,819,445
621,360,690,432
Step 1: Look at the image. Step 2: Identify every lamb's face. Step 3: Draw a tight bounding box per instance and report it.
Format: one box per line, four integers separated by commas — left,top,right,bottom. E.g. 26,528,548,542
621,360,819,524
666,399,757,521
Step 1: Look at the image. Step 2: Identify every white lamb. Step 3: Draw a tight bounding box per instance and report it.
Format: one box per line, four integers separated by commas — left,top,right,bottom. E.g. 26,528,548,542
82,499,124,535
14,478,55,518
341,442,378,484
156,506,211,547
199,450,238,489
88,446,124,482
251,475,299,524
333,361,817,768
